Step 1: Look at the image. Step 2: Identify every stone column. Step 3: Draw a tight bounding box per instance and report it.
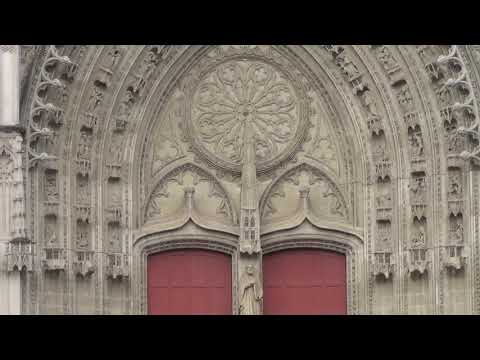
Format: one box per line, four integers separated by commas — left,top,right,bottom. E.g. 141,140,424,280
0,45,23,315
0,46,19,127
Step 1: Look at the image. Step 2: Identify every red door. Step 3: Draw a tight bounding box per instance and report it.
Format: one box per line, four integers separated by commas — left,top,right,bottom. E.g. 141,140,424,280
263,249,347,315
148,249,232,314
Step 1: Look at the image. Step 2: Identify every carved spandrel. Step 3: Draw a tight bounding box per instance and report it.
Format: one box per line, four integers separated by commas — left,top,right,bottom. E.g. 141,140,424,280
145,164,235,224
261,164,348,221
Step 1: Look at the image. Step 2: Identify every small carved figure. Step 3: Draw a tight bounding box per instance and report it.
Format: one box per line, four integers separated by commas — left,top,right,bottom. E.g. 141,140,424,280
362,90,379,118
77,132,91,159
105,48,122,69
437,88,451,106
398,85,413,108
409,130,424,157
336,55,360,80
108,137,123,164
410,176,426,201
77,226,89,249
412,225,426,248
117,88,135,118
45,174,58,201
448,174,462,198
86,87,104,113
78,180,89,204
45,222,57,246
376,192,392,208
239,265,262,315
109,227,120,251
377,46,397,70
454,222,463,243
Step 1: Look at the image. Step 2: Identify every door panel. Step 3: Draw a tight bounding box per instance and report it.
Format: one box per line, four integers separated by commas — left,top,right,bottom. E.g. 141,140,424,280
263,249,347,315
148,249,232,315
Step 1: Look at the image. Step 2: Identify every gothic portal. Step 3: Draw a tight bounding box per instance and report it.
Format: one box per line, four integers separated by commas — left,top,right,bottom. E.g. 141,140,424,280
1,45,480,314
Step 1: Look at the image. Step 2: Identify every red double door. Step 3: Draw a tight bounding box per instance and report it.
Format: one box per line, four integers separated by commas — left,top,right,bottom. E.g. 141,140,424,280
263,249,347,315
148,249,232,314
147,248,346,315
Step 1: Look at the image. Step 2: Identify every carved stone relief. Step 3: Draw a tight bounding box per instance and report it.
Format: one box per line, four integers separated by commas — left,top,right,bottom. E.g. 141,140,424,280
14,45,480,315
145,164,235,224
261,164,348,222
238,264,262,315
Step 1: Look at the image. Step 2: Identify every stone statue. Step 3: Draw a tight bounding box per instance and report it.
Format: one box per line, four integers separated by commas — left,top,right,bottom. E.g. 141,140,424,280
86,87,103,113
362,90,379,118
239,265,262,315
45,175,58,201
45,222,57,246
454,222,463,243
449,174,462,197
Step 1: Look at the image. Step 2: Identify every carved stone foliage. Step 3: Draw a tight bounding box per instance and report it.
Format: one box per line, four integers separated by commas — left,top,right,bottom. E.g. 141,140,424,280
181,45,313,174
144,164,235,224
261,163,348,222
151,91,186,176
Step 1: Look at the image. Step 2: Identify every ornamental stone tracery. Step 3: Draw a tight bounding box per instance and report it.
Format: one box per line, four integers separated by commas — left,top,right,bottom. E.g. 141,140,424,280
191,59,300,169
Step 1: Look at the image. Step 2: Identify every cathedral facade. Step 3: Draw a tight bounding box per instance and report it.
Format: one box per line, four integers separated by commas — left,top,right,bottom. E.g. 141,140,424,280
1,45,480,314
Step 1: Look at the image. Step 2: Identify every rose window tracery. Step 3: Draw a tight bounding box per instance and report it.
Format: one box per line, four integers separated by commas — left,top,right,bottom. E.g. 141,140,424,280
188,58,308,173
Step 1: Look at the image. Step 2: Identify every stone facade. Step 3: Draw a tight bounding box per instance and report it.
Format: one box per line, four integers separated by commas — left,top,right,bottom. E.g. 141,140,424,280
1,45,480,314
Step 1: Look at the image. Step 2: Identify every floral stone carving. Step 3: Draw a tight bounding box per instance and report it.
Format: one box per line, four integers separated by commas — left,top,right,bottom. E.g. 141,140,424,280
186,54,311,174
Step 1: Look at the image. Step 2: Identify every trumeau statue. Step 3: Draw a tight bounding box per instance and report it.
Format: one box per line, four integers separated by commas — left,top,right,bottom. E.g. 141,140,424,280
239,265,263,315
